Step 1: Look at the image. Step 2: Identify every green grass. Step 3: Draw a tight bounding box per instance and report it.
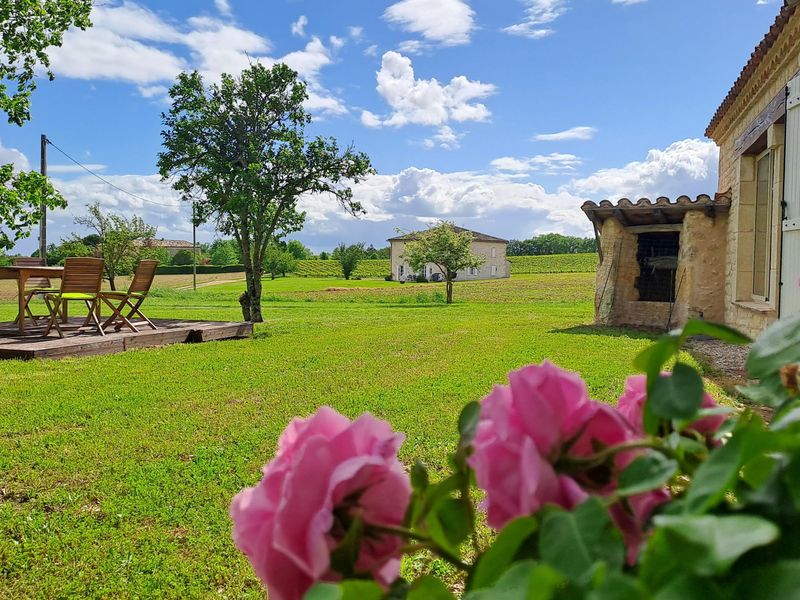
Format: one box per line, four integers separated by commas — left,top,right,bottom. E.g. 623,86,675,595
0,271,708,597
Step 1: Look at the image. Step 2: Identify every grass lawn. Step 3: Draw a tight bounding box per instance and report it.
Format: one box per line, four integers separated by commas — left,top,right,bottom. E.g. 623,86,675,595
0,273,720,597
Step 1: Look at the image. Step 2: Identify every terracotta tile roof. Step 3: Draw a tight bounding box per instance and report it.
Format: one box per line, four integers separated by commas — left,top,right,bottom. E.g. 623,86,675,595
706,0,800,138
581,193,732,226
388,226,508,243
137,238,195,248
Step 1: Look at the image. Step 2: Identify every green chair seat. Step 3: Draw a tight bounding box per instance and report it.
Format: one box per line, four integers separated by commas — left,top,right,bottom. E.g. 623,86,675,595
29,287,60,294
48,292,97,301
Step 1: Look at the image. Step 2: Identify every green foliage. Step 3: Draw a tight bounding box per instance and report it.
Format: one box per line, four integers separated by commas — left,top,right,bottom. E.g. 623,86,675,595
74,202,157,290
507,234,597,256
508,254,597,274
0,252,10,266
136,245,171,266
47,236,93,264
158,61,374,321
286,239,312,260
294,259,388,278
154,264,244,275
334,242,365,280
264,243,297,278
209,238,240,266
402,221,483,303
171,249,195,266
0,164,67,250
319,251,330,260
0,0,92,125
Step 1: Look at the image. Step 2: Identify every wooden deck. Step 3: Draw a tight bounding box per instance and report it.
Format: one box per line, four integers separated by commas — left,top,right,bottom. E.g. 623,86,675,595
0,318,253,360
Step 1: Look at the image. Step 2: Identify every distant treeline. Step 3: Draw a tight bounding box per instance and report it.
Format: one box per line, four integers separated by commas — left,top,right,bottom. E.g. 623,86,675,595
507,233,597,256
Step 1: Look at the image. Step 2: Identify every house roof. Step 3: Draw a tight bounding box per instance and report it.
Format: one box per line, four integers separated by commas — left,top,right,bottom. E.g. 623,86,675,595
706,0,800,138
581,192,732,227
388,226,508,244
138,238,195,248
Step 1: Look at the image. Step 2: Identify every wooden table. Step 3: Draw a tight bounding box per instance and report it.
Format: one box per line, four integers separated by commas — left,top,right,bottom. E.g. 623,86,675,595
0,265,64,335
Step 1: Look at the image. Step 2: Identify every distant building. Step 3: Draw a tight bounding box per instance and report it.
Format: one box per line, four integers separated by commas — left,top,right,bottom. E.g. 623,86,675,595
138,239,196,257
388,227,510,282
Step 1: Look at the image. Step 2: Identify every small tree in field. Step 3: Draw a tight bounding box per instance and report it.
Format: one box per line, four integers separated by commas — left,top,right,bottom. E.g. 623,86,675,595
74,202,156,290
403,222,483,304
264,243,297,279
334,242,364,280
158,63,374,322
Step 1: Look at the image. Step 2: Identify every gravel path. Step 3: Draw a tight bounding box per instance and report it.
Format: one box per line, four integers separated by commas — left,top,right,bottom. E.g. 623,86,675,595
687,339,750,380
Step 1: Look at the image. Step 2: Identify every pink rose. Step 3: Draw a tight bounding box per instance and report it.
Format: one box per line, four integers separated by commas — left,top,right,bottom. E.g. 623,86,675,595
617,375,726,438
230,407,411,600
469,362,599,530
609,489,670,565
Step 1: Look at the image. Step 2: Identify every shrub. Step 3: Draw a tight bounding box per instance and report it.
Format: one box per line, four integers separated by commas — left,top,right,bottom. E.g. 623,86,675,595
171,249,195,266
384,275,392,281
415,273,428,283
155,264,245,275
230,317,800,599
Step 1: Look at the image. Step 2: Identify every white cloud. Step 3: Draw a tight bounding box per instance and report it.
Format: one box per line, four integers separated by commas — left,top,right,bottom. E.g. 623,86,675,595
397,40,426,55
364,51,495,128
612,0,647,4
47,2,347,116
534,126,597,142
348,26,364,40
567,138,719,199
423,126,464,150
215,0,233,17
360,110,383,128
504,0,567,39
47,164,107,174
383,0,475,46
291,15,308,37
0,139,31,171
491,153,581,174
364,44,379,57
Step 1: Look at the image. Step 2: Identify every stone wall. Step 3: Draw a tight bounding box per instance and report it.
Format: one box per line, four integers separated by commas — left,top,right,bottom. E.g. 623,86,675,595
712,8,800,336
593,213,726,330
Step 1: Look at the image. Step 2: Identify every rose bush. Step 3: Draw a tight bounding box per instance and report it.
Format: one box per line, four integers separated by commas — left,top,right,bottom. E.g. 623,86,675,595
232,317,800,599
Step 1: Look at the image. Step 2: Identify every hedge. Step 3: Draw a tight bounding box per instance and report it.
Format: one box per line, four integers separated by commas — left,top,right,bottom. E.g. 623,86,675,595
155,264,246,275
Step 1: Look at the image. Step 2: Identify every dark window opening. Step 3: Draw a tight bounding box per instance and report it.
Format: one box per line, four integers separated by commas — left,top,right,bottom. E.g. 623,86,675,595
636,232,679,302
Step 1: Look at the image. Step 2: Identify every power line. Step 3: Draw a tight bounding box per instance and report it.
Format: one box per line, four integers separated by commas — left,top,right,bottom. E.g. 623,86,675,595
45,138,180,208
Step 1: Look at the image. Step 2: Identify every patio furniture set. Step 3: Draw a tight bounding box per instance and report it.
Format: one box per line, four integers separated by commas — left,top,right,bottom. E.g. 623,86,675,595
0,257,158,338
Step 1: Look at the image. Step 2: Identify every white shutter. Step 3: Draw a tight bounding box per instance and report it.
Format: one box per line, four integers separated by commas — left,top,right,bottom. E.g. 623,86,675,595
781,76,800,318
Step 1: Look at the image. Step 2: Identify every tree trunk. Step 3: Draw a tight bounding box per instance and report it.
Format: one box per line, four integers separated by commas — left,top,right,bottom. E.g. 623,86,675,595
446,280,453,304
250,268,263,322
239,292,251,321
108,274,116,291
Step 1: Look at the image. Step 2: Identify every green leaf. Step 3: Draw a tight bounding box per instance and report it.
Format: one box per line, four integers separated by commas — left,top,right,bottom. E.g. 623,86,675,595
539,498,623,582
616,452,678,497
464,561,565,600
652,514,779,576
730,561,800,600
746,313,800,379
411,461,429,492
470,517,538,591
682,431,743,514
648,363,704,420
426,498,471,556
633,337,679,381
679,320,752,345
458,401,481,448
652,575,724,600
329,515,363,579
737,373,792,408
304,581,384,600
588,572,646,600
407,576,455,600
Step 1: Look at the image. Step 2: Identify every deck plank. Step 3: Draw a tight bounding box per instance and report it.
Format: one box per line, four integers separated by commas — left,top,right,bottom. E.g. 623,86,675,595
0,318,253,360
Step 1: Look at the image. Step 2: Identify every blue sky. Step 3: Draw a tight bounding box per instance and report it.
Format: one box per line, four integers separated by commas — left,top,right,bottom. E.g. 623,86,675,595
0,0,782,253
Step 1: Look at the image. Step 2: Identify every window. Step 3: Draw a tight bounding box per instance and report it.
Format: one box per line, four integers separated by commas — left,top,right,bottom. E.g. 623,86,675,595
636,232,679,302
753,150,773,299
491,247,497,258
399,265,405,278
491,265,498,276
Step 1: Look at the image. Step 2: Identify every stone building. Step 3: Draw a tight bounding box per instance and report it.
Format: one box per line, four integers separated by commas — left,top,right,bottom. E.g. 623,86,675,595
389,227,510,282
584,0,800,336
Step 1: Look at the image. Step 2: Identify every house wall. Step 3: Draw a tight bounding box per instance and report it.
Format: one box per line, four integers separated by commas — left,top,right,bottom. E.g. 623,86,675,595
390,240,510,281
712,8,800,337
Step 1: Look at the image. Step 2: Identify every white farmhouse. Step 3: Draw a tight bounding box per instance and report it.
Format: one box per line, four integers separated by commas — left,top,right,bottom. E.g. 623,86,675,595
389,227,511,282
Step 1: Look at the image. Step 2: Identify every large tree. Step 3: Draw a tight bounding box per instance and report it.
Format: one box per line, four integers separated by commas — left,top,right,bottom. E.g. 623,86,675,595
74,202,157,290
1,0,92,125
158,63,374,322
0,163,65,250
333,242,365,280
402,222,484,304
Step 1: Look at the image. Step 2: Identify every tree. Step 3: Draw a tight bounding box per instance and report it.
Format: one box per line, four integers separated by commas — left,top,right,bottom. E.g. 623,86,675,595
0,164,66,251
47,236,93,264
137,245,170,266
1,0,92,126
264,243,297,279
318,251,329,260
286,239,312,260
210,238,239,265
158,63,374,322
74,202,157,290
334,242,365,280
171,249,195,266
402,221,484,304
507,234,597,256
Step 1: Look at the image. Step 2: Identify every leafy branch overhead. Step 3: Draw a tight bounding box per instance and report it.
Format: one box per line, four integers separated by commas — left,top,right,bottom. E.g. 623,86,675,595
0,164,66,251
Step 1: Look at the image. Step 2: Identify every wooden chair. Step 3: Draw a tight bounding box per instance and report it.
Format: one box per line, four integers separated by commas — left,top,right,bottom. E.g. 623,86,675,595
12,257,60,325
99,260,159,333
43,257,105,338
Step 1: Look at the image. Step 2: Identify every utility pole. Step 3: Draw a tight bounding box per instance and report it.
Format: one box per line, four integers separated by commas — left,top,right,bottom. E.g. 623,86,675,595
39,134,47,264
